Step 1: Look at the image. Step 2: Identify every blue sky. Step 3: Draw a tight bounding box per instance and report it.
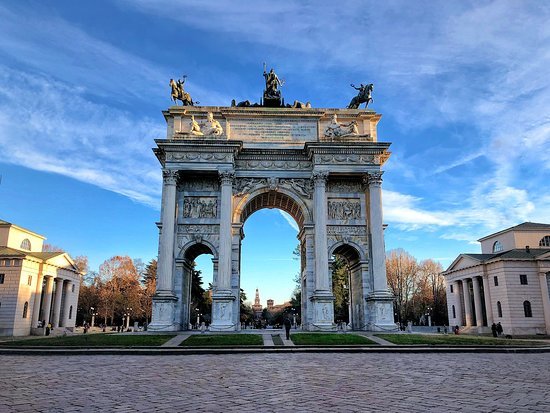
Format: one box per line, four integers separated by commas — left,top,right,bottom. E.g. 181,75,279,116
1,1,549,305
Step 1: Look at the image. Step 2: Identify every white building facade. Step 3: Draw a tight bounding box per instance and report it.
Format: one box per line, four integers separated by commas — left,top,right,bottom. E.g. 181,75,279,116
0,220,82,336
149,106,395,332
443,223,550,335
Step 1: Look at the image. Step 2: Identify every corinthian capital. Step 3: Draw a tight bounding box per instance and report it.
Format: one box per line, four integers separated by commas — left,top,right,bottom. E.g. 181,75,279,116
364,171,384,186
162,169,178,185
219,170,235,186
311,171,329,186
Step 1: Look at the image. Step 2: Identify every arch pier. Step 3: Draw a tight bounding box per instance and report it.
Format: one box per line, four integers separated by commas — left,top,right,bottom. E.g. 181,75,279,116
149,106,395,332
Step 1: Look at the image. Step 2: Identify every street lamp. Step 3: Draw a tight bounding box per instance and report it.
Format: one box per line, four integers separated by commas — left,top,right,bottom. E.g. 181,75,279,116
427,306,432,327
90,307,97,327
195,308,200,329
124,307,132,330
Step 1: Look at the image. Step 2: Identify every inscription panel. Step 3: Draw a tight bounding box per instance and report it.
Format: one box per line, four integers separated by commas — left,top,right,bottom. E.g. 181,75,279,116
229,118,317,141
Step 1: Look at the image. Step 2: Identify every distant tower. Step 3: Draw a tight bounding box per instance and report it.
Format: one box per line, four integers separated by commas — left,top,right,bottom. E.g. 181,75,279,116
267,299,274,310
252,288,263,319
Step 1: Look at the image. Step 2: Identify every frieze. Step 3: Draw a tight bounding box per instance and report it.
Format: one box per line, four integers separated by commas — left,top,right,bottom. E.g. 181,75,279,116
328,200,361,220
235,160,312,170
327,180,363,193
182,178,219,192
183,197,218,218
327,226,367,236
314,154,378,165
233,177,313,198
167,152,233,163
179,225,220,234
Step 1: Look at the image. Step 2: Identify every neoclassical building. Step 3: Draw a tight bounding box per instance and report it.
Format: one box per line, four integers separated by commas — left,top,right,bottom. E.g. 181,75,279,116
443,222,550,335
0,220,82,336
149,104,395,332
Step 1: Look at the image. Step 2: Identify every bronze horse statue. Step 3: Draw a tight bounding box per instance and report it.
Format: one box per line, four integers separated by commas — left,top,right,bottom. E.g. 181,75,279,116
170,77,195,106
347,83,373,109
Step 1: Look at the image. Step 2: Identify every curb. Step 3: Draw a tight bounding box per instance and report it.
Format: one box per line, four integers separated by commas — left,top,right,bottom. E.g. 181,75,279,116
1,345,550,356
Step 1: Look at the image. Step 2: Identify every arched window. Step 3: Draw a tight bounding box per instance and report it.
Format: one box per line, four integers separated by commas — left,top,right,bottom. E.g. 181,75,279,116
452,305,456,318
539,235,550,247
492,241,503,253
69,305,73,320
523,301,532,317
22,302,28,318
497,301,502,318
20,239,31,251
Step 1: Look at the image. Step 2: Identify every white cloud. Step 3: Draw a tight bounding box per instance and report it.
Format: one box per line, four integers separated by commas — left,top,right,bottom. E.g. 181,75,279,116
278,210,299,232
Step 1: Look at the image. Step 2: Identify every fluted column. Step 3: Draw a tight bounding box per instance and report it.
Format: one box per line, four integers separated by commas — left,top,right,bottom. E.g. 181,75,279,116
42,276,54,325
61,281,72,327
31,273,44,328
52,278,64,328
453,281,463,325
157,169,178,296
366,172,388,291
312,171,330,292
462,278,473,327
482,274,493,326
218,170,235,291
539,272,550,334
472,276,484,327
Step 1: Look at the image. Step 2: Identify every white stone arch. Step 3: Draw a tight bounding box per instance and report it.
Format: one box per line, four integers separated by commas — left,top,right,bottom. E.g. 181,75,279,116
175,241,218,331
233,185,313,227
329,242,369,330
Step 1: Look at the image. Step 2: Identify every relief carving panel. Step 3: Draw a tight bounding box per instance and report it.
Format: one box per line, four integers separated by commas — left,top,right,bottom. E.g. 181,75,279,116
183,197,218,218
327,199,361,220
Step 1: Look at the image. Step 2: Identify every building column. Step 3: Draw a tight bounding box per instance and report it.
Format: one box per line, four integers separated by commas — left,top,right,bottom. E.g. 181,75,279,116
539,272,550,335
482,273,494,326
364,172,394,331
51,278,64,328
472,276,484,327
149,169,178,331
61,281,72,327
31,273,44,328
210,170,236,331
42,276,54,326
462,278,473,327
453,281,463,326
312,171,330,293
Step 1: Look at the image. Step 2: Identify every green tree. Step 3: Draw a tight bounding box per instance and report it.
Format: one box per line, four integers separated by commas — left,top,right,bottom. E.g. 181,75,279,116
141,259,157,323
331,257,350,323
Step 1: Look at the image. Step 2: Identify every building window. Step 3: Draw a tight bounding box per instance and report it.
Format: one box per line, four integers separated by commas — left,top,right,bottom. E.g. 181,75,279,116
540,235,550,247
523,301,532,317
20,239,31,251
5,260,11,267
69,305,73,320
452,305,456,318
493,241,503,252
494,276,498,286
27,275,32,286
497,301,502,317
72,284,75,293
23,302,28,318
450,285,453,293
520,274,528,285
0,274,4,284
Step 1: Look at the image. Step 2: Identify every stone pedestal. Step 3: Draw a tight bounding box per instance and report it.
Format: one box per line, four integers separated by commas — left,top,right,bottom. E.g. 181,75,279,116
310,292,336,331
209,292,236,332
148,296,178,331
366,291,397,331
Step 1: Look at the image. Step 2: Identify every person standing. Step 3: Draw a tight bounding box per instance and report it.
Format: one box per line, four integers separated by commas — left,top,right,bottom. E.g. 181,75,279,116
496,322,503,336
283,316,292,340
491,323,498,337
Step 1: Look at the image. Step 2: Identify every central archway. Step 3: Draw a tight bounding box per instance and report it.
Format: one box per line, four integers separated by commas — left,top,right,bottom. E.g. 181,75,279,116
232,187,313,330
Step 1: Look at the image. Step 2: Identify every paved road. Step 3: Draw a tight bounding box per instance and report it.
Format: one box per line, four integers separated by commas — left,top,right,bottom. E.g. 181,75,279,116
1,353,549,412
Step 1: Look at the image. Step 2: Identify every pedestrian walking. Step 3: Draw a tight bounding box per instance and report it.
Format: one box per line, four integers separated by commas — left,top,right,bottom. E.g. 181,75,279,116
491,323,497,337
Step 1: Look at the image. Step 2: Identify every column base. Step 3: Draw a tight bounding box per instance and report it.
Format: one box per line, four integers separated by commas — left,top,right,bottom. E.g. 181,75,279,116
209,291,237,332
309,292,336,331
366,290,398,332
148,294,179,332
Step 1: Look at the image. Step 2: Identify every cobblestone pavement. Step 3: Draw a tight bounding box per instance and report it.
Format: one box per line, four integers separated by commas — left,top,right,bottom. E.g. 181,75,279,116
1,353,549,412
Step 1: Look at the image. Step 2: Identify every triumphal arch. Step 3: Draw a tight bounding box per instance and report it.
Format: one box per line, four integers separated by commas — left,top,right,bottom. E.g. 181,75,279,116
150,73,394,332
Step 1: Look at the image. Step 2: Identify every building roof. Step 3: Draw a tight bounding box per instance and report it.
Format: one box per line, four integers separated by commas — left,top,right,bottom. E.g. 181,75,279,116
0,247,66,263
445,248,550,273
478,222,550,242
0,218,46,240
0,246,27,257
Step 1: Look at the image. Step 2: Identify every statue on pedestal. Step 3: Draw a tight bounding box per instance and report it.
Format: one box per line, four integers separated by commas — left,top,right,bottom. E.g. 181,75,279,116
170,76,195,106
324,114,359,138
262,63,285,107
189,116,203,136
201,112,223,136
348,83,373,109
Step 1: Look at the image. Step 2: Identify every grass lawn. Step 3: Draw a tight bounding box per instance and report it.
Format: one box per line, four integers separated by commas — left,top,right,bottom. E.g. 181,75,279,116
180,334,263,346
291,333,377,346
375,334,549,346
0,334,175,347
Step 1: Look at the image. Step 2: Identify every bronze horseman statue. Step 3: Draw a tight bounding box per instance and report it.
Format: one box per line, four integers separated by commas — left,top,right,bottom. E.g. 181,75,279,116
348,83,373,109
170,75,195,106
